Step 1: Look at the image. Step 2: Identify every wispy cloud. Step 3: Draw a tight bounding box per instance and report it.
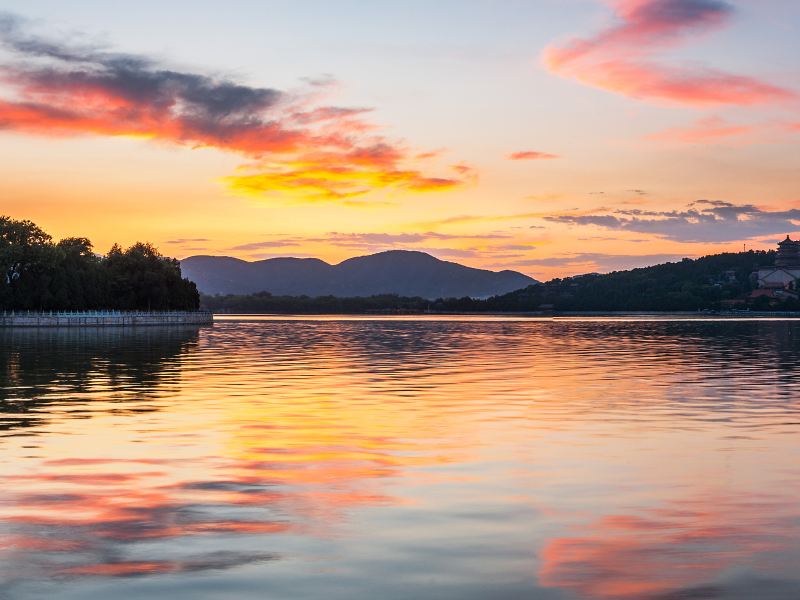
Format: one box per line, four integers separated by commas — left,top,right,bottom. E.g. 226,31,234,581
542,0,795,106
544,200,800,242
165,238,211,244
647,116,800,144
508,151,559,160
413,212,547,229
0,13,462,201
221,231,547,269
230,231,514,253
513,252,688,272
646,115,755,143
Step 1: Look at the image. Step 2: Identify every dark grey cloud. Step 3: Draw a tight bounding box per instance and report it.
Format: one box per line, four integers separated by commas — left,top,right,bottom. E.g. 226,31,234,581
544,200,800,243
0,13,281,128
633,0,733,26
0,12,464,200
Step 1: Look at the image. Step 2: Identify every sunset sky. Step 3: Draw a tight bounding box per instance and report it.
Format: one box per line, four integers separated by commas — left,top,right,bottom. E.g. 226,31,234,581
1,0,798,279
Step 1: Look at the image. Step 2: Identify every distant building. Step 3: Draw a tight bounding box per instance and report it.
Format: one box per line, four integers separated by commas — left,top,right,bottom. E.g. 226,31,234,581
754,236,800,299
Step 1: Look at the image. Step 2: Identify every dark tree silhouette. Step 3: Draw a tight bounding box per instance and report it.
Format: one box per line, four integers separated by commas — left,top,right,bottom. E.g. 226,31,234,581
0,216,199,311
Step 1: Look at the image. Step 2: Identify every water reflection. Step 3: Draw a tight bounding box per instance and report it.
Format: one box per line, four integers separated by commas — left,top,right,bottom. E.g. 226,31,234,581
539,492,800,599
0,326,200,430
1,318,800,599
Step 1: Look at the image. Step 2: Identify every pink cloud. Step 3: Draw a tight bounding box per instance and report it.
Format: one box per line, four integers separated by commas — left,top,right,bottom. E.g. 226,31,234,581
542,0,796,106
646,115,755,143
647,117,800,144
540,493,795,600
508,151,560,160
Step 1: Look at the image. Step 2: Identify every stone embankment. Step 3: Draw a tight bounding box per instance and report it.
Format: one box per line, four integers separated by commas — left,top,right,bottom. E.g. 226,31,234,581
0,311,213,327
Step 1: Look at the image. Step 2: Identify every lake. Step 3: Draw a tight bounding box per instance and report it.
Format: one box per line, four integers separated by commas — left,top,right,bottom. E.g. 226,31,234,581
2,316,800,599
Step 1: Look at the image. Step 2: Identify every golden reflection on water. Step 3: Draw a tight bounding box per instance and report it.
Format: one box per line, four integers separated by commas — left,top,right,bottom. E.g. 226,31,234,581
1,318,800,599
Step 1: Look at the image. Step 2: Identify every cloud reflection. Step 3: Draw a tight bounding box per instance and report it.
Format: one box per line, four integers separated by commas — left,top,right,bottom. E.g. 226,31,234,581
539,494,796,599
2,319,800,598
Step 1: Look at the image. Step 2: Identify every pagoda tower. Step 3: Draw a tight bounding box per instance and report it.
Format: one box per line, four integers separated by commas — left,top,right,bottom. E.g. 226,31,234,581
775,236,800,267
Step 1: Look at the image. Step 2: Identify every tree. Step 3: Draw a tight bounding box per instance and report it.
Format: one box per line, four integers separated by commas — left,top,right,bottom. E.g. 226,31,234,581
0,217,57,310
104,242,199,310
52,237,105,309
0,216,199,311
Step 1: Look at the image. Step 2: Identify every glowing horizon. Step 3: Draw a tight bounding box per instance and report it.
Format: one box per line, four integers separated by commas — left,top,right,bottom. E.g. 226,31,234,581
1,1,798,281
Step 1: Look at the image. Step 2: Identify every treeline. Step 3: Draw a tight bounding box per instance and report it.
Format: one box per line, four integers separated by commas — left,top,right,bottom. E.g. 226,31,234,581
1,216,199,311
482,250,783,312
202,292,436,314
202,250,789,313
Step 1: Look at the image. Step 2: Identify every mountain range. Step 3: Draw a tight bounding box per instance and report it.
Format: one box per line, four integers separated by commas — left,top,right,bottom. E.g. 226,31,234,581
181,250,538,299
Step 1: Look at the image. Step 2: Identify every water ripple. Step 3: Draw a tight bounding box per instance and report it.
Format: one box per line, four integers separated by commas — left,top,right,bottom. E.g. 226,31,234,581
1,318,800,599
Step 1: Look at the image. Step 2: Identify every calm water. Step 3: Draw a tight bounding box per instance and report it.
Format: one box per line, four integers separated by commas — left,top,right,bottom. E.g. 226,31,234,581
2,317,800,600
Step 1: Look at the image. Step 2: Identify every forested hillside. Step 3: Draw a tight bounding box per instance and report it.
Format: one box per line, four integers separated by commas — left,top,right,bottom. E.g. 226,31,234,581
483,250,780,312
203,251,790,313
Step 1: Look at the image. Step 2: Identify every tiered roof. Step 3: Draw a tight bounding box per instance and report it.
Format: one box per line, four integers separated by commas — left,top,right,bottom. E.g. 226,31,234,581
776,236,800,268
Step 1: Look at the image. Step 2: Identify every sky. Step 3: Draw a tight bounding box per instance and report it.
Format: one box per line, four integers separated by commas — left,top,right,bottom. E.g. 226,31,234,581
0,0,798,280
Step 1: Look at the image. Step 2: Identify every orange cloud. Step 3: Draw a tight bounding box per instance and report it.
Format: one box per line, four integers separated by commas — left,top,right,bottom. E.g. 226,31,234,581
0,14,462,202
226,163,459,201
508,151,560,160
542,0,796,106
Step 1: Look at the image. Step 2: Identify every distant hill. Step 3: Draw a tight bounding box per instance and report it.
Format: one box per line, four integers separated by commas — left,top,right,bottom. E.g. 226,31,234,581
181,250,538,299
197,250,798,314
480,250,779,312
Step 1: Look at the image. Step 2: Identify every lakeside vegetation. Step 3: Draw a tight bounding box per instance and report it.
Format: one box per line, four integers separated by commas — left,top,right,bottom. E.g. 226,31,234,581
203,250,796,313
3,215,789,314
482,250,785,312
0,217,199,311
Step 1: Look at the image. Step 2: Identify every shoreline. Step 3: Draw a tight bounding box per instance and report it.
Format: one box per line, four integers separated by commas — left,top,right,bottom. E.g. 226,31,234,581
0,310,213,327
4,309,797,326
212,310,800,319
